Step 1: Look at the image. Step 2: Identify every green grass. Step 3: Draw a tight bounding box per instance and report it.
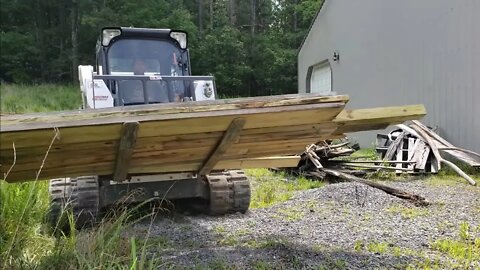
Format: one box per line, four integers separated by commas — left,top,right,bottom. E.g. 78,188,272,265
0,179,161,269
352,224,480,269
0,181,53,266
0,83,81,113
386,204,429,219
366,242,389,253
1,84,161,269
273,207,305,222
246,168,325,208
349,147,379,160
426,164,480,187
430,222,480,267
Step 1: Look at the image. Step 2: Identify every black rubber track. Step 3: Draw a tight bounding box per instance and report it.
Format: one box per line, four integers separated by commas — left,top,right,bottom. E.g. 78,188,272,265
48,176,100,232
206,170,251,215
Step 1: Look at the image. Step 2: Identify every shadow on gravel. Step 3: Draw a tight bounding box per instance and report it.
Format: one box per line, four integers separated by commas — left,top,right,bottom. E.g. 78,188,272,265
134,212,424,269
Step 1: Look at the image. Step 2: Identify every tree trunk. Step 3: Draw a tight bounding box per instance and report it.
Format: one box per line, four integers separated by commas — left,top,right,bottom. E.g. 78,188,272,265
209,0,214,29
35,0,47,81
59,1,66,54
71,0,79,82
197,0,204,35
293,0,298,32
250,0,256,36
229,0,236,26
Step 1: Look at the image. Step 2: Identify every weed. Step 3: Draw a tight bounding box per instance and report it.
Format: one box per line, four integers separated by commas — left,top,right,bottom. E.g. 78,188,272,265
218,234,239,246
215,228,252,247
312,244,325,252
290,255,302,268
366,242,389,254
386,204,429,219
255,237,288,249
274,207,305,222
205,258,237,270
251,260,273,270
361,213,373,221
149,235,171,250
425,161,480,187
246,220,257,228
214,225,227,234
184,239,201,249
407,257,442,270
429,222,480,267
426,175,464,187
350,148,379,160
333,259,347,269
246,168,325,208
353,240,364,251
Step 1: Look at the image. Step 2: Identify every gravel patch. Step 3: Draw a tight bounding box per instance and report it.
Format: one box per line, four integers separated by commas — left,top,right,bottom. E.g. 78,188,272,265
131,179,480,269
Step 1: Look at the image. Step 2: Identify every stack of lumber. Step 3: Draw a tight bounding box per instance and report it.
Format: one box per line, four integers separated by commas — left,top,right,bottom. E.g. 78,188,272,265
0,94,426,183
377,120,479,185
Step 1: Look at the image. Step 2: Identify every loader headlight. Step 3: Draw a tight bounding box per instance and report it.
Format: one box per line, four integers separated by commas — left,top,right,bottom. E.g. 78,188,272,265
170,31,187,49
102,28,122,46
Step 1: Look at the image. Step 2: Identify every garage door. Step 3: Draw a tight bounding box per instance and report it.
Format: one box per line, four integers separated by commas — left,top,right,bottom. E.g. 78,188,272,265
309,61,332,94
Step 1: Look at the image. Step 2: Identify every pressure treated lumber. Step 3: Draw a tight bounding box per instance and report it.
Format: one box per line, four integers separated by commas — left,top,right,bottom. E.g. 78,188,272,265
113,122,139,182
1,94,349,131
198,118,246,175
1,94,428,183
0,105,344,149
333,105,426,134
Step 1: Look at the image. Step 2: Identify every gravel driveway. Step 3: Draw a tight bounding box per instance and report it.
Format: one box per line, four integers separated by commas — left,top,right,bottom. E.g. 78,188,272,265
132,178,480,269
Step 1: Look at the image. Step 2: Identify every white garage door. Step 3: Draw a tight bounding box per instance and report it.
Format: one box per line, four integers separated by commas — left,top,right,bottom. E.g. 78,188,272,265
309,61,332,94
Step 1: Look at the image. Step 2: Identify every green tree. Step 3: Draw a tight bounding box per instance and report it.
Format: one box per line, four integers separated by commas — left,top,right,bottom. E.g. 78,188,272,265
0,0,324,97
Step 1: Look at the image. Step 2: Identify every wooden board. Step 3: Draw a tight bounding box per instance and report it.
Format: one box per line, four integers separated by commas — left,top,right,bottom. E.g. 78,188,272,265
333,105,426,134
0,93,427,183
1,94,347,182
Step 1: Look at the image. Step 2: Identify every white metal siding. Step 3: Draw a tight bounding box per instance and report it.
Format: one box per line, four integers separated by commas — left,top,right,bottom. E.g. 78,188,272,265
298,0,480,152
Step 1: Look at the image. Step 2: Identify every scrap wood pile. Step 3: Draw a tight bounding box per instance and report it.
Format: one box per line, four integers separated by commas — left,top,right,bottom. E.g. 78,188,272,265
290,139,430,206
291,120,479,205
377,120,479,186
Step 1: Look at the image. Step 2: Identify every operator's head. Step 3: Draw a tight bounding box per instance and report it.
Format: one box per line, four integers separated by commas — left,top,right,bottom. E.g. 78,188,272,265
133,59,146,75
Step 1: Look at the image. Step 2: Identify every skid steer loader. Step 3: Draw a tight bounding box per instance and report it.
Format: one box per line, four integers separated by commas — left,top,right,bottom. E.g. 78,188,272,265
49,27,251,229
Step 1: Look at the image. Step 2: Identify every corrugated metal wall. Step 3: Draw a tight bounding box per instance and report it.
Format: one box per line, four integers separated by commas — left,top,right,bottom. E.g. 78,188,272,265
298,0,480,152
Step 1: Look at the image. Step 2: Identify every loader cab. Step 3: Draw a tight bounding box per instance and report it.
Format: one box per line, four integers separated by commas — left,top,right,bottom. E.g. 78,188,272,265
94,27,213,106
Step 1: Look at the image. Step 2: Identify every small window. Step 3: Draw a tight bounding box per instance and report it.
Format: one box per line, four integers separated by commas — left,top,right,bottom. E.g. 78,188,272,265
308,61,332,94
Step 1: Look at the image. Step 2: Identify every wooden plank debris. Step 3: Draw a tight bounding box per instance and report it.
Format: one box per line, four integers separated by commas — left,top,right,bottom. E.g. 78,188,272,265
410,124,476,186
285,139,428,205
322,168,429,206
411,120,480,167
376,121,479,186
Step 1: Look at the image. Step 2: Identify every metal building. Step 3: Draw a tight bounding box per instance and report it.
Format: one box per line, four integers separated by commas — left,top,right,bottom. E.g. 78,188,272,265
298,0,480,152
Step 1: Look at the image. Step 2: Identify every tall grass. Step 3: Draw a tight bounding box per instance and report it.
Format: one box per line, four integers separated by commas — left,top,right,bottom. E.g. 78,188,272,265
0,84,158,269
0,83,81,113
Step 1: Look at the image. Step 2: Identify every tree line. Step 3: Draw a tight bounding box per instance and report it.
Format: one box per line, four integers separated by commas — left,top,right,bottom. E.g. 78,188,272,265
0,0,323,96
